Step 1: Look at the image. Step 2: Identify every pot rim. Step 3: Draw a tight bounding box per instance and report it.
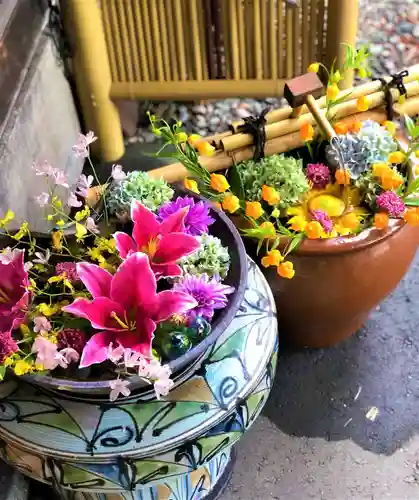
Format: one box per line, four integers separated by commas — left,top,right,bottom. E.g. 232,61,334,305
279,219,407,256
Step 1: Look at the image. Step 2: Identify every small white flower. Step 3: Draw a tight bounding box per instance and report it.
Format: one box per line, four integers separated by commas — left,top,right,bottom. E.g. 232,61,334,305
123,349,145,368
24,262,33,272
33,249,50,265
33,316,52,334
73,132,97,158
32,161,55,177
68,192,82,208
111,164,127,181
109,378,131,401
107,343,125,364
75,174,94,198
0,247,23,265
154,377,174,399
60,347,80,365
85,217,99,234
53,170,69,188
35,192,50,207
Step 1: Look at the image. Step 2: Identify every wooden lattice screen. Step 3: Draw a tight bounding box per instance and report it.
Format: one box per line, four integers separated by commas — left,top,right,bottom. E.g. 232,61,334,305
64,0,359,160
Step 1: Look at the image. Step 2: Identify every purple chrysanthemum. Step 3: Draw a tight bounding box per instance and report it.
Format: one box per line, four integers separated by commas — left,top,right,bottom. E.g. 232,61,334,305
376,191,405,217
311,210,333,233
306,163,331,189
55,262,79,283
158,196,215,236
57,328,86,354
0,333,17,363
174,274,235,321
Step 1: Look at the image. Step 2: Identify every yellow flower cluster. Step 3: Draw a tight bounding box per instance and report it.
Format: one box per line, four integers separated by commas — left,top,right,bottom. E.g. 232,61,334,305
372,161,404,191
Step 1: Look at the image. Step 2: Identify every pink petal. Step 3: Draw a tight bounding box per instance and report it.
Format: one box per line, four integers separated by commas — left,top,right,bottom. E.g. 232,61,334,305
113,232,137,259
79,331,116,368
63,297,126,331
151,263,183,280
76,262,112,298
150,290,198,323
110,253,157,311
133,316,155,357
131,202,160,249
160,207,188,234
154,233,200,264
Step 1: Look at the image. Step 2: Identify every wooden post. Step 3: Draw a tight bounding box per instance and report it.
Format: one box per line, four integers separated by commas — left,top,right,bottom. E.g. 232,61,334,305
64,0,124,162
325,0,359,89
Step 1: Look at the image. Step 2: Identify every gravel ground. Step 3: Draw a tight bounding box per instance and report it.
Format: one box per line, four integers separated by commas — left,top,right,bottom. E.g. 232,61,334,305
129,0,419,144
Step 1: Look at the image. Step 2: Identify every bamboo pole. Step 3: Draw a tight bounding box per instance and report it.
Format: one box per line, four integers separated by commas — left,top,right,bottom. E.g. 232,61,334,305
229,64,419,132
221,81,419,152
165,0,178,81
99,1,118,81
158,0,171,82
173,0,187,80
229,0,240,80
133,0,149,81
149,0,164,81
285,6,293,78
310,0,318,65
65,0,124,161
261,0,268,78
253,0,263,80
124,6,142,80
245,0,254,78
278,0,284,77
147,107,405,184
141,0,155,81
189,0,203,81
292,4,300,77
237,0,247,79
198,0,209,80
302,0,310,71
221,2,231,79
317,0,326,61
269,0,277,80
108,1,126,82
116,1,134,83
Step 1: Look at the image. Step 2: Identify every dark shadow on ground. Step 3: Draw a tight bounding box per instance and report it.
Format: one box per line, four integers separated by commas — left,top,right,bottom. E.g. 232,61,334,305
264,253,419,455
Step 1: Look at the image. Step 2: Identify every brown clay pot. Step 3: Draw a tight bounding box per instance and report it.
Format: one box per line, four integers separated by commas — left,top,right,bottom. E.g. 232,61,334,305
259,221,419,347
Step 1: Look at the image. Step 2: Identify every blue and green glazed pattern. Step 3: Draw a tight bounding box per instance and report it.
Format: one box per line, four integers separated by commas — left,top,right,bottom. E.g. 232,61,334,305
0,259,277,499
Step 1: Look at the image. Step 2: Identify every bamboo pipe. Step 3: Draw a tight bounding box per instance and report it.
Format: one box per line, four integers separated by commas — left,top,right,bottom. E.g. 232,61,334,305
229,64,419,132
146,108,393,184
222,81,419,152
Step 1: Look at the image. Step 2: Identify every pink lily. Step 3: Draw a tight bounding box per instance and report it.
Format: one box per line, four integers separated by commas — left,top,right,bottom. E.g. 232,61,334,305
63,252,197,368
0,249,31,335
114,201,200,279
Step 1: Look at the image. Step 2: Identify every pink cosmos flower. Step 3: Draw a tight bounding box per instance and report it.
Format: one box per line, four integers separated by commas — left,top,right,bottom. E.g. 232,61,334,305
53,170,69,188
32,161,55,177
114,201,200,279
35,192,50,207
63,252,197,368
111,164,126,181
68,192,82,208
31,336,79,370
0,249,31,335
73,132,97,158
75,174,94,198
33,316,52,334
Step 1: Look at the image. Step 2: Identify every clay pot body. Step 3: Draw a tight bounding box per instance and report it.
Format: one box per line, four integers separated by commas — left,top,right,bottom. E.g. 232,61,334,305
257,221,419,347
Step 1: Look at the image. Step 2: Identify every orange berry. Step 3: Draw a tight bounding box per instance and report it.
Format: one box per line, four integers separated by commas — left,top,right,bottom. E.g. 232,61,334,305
245,201,264,219
212,201,222,210
356,96,369,112
262,185,281,205
388,151,405,164
305,221,323,239
374,212,389,230
333,122,348,135
184,178,200,194
372,162,391,179
188,134,201,147
222,194,240,213
300,123,314,142
197,141,215,156
349,121,363,133
210,173,230,193
335,169,351,185
261,249,283,268
327,83,339,101
260,221,277,239
277,261,295,279
404,208,419,227
340,212,359,230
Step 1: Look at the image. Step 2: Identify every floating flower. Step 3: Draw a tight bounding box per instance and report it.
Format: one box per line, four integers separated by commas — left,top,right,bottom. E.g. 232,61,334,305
374,212,389,230
300,123,314,142
184,178,200,194
288,215,308,232
388,151,405,164
158,196,215,236
311,210,333,233
333,122,348,135
63,253,197,368
0,249,31,335
335,169,351,185
305,163,331,189
404,208,419,226
109,378,131,401
68,192,82,208
111,164,126,181
14,360,32,376
262,185,281,205
327,83,339,101
306,221,323,239
277,261,295,279
114,201,200,278
376,191,405,217
35,192,50,207
72,131,97,158
222,193,240,213
33,316,51,334
173,274,234,321
57,328,87,354
308,62,319,73
356,96,369,112
245,201,263,219
55,262,79,283
210,173,230,193
196,141,215,156
261,249,283,268
75,174,94,198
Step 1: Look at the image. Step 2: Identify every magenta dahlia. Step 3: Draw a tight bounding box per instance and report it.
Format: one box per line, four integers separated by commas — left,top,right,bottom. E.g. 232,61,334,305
0,333,18,363
158,196,215,236
306,163,331,189
311,210,333,233
57,328,87,354
376,191,405,217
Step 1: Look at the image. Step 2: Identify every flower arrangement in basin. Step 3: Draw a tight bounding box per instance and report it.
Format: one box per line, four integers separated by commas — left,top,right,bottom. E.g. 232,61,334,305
149,46,419,347
0,133,246,399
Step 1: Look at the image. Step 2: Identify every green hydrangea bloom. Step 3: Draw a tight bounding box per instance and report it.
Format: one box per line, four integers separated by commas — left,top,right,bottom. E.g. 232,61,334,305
107,171,174,216
236,154,309,208
179,233,230,279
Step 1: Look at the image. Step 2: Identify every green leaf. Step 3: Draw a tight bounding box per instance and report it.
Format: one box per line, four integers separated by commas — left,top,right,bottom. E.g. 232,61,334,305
405,197,419,207
404,114,416,139
228,164,245,199
0,366,6,381
406,177,419,196
284,232,304,257
412,126,419,139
